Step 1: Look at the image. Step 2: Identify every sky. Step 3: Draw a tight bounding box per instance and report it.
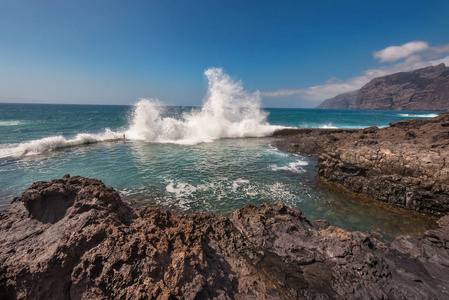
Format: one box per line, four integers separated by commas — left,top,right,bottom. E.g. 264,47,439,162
0,0,449,108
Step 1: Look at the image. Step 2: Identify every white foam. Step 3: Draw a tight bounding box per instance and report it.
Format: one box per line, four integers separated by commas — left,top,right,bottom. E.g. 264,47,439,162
320,123,338,129
165,180,198,198
0,120,23,126
270,160,308,173
399,113,438,118
125,68,282,144
0,128,125,159
232,178,250,192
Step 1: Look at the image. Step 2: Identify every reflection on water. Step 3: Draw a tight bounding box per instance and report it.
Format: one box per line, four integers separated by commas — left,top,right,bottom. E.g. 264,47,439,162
313,178,438,241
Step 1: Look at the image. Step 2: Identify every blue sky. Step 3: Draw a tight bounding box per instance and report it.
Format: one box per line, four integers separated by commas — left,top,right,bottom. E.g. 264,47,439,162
1,0,448,108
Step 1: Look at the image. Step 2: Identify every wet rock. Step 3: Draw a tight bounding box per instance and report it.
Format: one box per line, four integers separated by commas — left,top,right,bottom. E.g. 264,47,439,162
1,176,449,299
273,111,449,216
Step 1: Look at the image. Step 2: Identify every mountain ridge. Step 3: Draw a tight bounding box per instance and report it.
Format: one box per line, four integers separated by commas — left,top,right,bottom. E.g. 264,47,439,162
317,63,449,110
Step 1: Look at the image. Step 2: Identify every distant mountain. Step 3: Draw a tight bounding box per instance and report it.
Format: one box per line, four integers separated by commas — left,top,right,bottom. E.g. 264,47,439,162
316,63,449,110
316,90,358,109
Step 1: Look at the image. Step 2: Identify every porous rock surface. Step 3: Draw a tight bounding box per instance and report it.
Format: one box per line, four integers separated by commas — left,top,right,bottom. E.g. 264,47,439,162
273,111,449,215
1,175,449,299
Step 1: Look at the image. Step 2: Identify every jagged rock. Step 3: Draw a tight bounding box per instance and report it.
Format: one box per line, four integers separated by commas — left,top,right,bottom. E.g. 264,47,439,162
316,63,449,110
273,111,449,215
1,176,449,299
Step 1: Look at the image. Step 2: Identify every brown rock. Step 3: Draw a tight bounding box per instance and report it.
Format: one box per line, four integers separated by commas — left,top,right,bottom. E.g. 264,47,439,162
1,176,449,299
273,111,449,215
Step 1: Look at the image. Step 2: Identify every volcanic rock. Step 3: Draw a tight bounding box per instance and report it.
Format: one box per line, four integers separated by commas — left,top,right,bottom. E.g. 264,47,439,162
1,175,449,299
273,111,449,215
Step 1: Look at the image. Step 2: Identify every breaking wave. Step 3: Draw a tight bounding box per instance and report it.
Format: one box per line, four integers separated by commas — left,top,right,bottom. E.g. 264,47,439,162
0,68,281,158
125,68,280,144
319,123,338,129
398,113,438,118
0,129,125,159
0,120,24,126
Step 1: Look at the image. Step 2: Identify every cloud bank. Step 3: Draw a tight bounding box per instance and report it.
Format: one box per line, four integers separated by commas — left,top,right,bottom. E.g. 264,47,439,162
261,41,449,103
373,41,429,62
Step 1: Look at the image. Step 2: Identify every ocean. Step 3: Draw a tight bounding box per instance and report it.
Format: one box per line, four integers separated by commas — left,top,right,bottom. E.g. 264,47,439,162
0,70,442,240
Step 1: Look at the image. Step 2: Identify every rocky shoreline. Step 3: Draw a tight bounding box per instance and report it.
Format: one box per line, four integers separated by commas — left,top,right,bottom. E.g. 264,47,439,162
2,112,449,299
273,111,449,216
1,175,449,299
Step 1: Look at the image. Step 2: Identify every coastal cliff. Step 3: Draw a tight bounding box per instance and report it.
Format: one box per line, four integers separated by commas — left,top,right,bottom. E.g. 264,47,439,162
274,111,449,216
316,63,449,110
316,90,358,109
1,175,449,299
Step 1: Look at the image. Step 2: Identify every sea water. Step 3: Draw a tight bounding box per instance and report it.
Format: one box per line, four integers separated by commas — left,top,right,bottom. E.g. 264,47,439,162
0,68,441,240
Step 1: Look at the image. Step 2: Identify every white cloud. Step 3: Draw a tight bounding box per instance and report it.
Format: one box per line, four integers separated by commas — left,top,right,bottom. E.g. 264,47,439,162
260,41,449,103
373,41,429,63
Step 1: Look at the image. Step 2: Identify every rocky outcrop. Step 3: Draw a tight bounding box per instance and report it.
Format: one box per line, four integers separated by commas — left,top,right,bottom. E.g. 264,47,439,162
273,111,449,216
316,90,359,109
316,63,449,110
1,175,449,299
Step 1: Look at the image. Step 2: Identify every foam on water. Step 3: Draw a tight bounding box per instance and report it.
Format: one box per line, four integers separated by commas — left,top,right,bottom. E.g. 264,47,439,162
320,123,338,129
398,113,438,118
165,180,199,198
232,178,250,192
0,129,125,159
270,160,308,173
0,120,24,126
160,175,300,213
125,68,281,144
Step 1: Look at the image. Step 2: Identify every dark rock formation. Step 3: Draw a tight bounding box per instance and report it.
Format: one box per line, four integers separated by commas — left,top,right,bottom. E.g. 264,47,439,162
1,175,449,299
316,90,359,109
316,63,449,111
273,111,449,216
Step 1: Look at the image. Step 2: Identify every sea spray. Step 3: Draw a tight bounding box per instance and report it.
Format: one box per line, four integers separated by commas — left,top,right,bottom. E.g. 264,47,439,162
0,68,281,158
125,68,280,144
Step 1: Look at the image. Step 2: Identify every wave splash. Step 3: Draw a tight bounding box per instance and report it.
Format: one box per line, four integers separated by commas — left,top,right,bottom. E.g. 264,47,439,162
125,68,280,144
0,68,280,158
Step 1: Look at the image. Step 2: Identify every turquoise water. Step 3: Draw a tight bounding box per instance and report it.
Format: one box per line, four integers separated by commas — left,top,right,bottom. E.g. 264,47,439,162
0,102,440,240
0,70,442,240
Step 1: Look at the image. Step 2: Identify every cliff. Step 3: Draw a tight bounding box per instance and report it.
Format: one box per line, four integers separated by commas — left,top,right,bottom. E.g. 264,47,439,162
316,90,358,109
1,175,449,299
316,63,449,110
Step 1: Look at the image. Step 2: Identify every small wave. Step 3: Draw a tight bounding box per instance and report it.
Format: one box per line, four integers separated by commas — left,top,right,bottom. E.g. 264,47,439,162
0,120,24,126
399,113,438,118
0,129,125,159
320,123,338,129
267,145,290,157
270,160,308,173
